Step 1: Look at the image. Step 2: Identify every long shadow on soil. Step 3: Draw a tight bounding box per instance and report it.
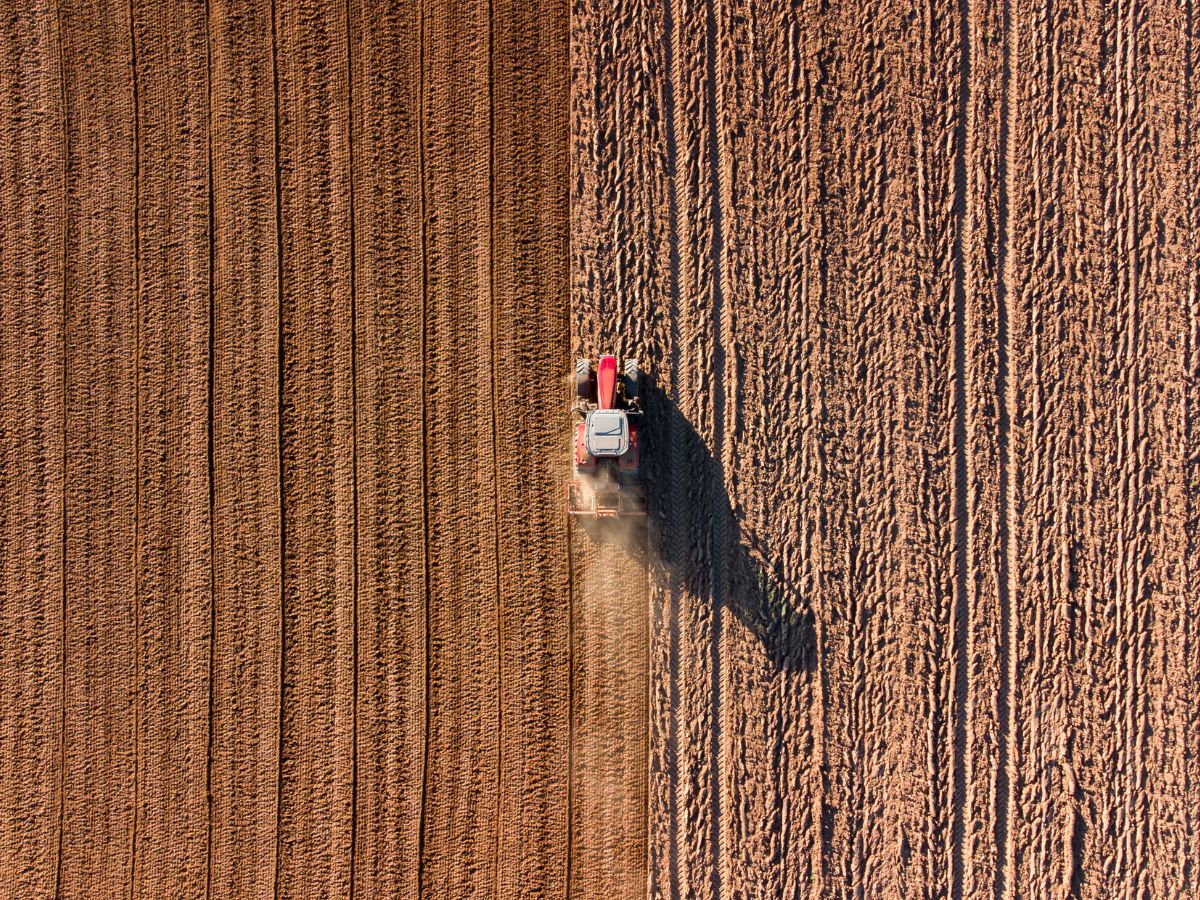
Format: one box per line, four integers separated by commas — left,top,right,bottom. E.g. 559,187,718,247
579,375,815,674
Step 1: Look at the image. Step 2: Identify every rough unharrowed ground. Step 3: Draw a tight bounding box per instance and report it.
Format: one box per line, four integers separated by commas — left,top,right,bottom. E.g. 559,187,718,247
1,0,1196,897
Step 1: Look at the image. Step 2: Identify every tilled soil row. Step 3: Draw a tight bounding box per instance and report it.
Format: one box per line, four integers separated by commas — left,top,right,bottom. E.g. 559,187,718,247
0,0,571,896
573,0,1200,898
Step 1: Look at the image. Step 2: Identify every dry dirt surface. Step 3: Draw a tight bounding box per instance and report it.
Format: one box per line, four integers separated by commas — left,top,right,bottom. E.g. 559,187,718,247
1,0,570,895
1,0,1197,898
573,0,1200,896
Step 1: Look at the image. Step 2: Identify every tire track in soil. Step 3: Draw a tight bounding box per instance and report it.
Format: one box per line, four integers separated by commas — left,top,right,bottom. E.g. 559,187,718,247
1083,8,1129,894
1137,5,1196,894
568,542,650,900
960,0,1007,890
56,0,139,890
994,0,1020,889
208,0,284,894
1177,7,1200,895
1186,2,1200,887
272,0,357,890
652,0,730,895
0,3,65,895
128,0,212,893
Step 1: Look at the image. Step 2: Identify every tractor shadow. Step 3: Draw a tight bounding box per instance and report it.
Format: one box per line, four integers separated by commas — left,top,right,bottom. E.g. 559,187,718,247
581,374,815,674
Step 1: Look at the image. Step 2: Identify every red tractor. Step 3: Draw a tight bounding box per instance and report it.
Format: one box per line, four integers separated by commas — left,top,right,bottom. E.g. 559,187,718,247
569,354,646,517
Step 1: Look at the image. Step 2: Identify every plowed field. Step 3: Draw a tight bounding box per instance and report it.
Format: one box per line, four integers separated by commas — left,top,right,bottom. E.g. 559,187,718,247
1,0,1196,897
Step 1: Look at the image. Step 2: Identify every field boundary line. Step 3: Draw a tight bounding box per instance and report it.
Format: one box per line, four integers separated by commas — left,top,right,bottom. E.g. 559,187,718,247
994,0,1018,892
127,0,143,890
343,0,361,891
416,0,432,893
269,0,286,889
53,0,70,892
950,0,973,893
203,0,217,893
704,0,730,896
487,0,505,890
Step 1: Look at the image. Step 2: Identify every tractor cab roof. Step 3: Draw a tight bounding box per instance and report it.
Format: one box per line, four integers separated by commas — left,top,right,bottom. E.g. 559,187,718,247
584,409,630,457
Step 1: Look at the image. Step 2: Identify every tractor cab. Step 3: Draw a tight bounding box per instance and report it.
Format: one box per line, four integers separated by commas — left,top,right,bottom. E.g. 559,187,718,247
584,409,630,456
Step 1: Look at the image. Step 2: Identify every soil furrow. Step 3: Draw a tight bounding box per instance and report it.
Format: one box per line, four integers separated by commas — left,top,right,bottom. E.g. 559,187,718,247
490,2,505,889
128,0,142,883
809,8,857,894
0,4,66,895
56,0,139,890
416,0,431,890
490,0,572,893
342,0,359,886
418,0,501,893
829,1,893,891
994,0,1021,890
960,0,1008,891
1114,5,1147,894
272,0,357,889
127,0,213,895
53,7,70,890
345,0,425,894
207,0,284,894
902,3,966,895
201,0,216,892
269,0,286,887
1000,0,1069,890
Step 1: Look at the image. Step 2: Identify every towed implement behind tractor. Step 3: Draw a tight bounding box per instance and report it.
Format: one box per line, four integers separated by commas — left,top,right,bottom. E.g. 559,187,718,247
569,354,646,517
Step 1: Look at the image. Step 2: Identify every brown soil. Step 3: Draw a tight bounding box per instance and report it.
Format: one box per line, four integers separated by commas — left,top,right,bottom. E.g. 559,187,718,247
1,0,1196,898
572,0,1198,896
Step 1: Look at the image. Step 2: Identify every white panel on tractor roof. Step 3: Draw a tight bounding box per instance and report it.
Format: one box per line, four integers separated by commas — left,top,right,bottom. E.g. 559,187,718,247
584,410,630,456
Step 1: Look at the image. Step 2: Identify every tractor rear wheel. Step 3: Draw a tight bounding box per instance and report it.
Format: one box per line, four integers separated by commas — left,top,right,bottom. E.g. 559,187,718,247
624,358,640,402
575,358,592,400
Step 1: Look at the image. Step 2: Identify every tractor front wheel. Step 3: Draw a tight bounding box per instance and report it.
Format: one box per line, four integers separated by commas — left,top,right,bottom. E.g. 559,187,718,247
575,358,592,400
624,358,640,402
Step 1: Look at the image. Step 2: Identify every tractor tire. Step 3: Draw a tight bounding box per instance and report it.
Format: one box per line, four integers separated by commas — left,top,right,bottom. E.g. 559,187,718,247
624,357,640,402
575,358,592,400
